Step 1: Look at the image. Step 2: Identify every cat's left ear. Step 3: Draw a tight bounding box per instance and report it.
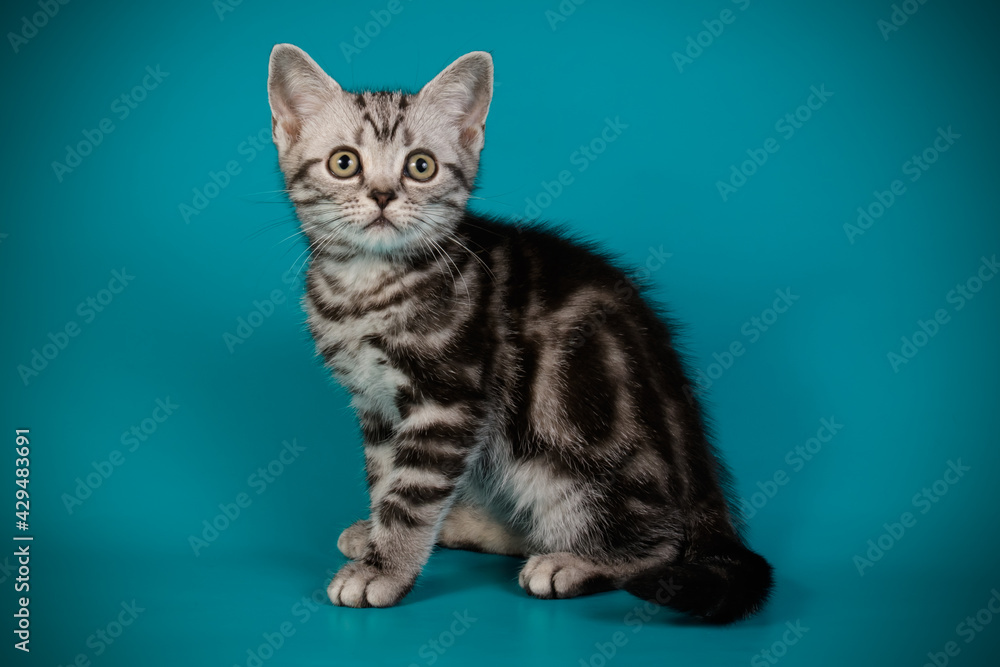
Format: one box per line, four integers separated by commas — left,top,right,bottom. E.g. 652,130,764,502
419,52,493,152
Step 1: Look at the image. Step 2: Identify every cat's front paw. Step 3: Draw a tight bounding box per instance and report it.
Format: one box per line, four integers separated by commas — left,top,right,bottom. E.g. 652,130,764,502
327,561,415,608
337,520,371,560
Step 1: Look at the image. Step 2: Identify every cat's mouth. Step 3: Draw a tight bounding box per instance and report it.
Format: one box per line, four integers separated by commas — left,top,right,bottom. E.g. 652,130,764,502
364,215,398,231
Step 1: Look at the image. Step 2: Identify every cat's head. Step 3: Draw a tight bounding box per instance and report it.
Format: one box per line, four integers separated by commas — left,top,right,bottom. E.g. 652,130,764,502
267,44,493,258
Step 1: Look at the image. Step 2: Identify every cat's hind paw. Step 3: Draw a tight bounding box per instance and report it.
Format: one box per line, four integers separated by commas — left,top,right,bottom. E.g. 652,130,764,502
519,552,615,599
328,560,414,608
337,519,371,560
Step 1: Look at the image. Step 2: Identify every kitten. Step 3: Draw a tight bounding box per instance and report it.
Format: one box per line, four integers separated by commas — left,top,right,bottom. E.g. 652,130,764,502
267,43,773,623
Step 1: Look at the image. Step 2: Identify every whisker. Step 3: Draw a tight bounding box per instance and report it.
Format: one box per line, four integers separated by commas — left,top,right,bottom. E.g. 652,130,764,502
412,217,472,305
416,209,498,284
466,193,517,208
445,232,496,284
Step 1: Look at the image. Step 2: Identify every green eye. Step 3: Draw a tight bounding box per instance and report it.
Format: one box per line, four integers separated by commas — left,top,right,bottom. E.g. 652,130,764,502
329,149,361,178
405,152,437,181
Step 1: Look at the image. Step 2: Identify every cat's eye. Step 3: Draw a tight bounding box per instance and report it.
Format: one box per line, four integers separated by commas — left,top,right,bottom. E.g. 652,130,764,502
329,149,361,178
405,151,437,181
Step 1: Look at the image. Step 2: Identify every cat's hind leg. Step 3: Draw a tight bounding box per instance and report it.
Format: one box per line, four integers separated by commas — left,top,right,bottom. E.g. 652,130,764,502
518,552,620,599
438,502,528,557
338,504,526,561
337,519,371,560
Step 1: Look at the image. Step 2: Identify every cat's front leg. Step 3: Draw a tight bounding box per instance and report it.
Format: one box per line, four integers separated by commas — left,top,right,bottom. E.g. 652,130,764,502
328,401,480,608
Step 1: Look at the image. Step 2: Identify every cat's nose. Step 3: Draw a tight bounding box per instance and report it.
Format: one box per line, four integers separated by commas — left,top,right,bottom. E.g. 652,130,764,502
369,190,397,209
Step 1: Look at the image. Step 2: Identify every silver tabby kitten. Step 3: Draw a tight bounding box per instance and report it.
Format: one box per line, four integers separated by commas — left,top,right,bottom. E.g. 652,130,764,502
267,44,773,623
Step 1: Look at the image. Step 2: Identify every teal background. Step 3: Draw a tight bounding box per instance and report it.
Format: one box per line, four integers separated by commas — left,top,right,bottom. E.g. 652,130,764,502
2,0,999,665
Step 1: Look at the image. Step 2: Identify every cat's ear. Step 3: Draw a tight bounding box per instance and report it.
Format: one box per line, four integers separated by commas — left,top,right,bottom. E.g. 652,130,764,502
268,44,341,151
419,52,493,151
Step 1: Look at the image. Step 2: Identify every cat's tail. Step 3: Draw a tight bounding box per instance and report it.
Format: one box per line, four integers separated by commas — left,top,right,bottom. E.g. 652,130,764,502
622,533,774,624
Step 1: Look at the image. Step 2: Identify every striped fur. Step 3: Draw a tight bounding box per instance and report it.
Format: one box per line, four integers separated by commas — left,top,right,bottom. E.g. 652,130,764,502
268,44,773,622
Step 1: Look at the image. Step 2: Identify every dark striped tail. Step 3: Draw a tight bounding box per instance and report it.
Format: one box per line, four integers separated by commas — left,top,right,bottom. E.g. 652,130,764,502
623,534,774,624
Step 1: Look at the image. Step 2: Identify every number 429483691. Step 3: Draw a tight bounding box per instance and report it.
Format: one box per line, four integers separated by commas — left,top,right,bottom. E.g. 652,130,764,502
16,430,29,530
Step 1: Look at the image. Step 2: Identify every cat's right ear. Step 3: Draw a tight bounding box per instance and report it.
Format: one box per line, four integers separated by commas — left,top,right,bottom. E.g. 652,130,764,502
268,44,341,152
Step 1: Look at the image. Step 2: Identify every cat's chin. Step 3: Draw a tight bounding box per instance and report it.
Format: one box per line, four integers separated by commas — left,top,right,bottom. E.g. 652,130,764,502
356,223,408,253
364,214,398,231
346,231,428,260
354,218,460,259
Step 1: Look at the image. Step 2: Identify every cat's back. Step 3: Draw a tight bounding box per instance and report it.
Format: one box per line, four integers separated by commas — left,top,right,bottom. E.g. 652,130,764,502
459,214,667,347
